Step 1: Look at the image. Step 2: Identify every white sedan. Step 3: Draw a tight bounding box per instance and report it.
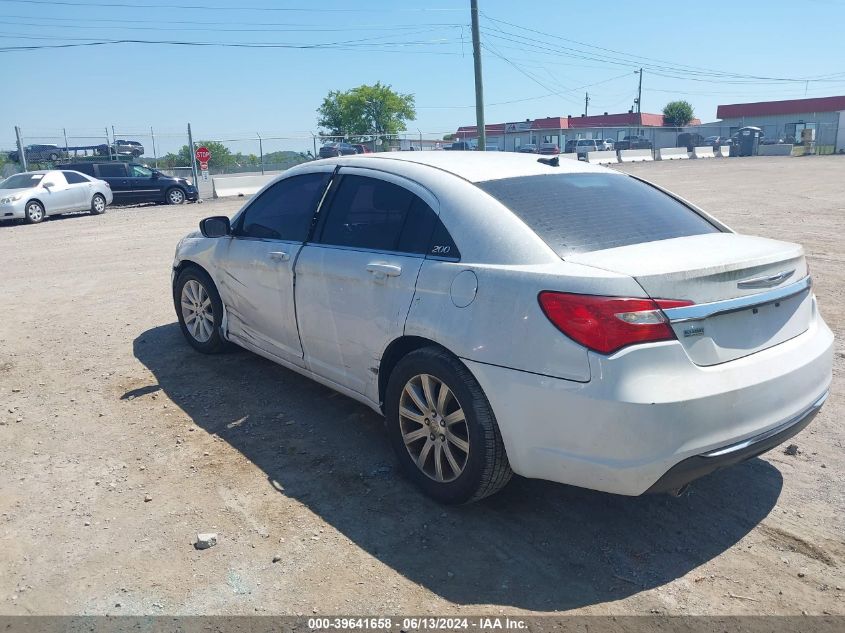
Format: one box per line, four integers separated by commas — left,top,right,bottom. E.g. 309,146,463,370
171,152,833,504
0,170,112,224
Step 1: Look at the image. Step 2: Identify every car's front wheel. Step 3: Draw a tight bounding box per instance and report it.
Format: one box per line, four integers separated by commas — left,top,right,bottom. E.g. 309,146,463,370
385,347,512,504
90,193,107,215
166,187,186,205
174,267,230,354
24,200,45,224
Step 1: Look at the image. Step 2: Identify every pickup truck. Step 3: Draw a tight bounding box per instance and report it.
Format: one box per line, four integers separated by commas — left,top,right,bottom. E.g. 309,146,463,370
614,135,653,150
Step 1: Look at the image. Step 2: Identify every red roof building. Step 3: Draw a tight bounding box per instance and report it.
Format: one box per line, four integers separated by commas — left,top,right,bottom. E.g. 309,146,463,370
456,111,700,137
717,95,845,119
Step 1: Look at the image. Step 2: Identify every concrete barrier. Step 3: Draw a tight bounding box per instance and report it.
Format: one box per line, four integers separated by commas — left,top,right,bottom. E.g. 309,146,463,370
716,146,730,157
758,144,794,156
618,149,653,162
586,150,619,164
212,174,277,198
692,146,715,159
560,152,579,160
656,147,690,160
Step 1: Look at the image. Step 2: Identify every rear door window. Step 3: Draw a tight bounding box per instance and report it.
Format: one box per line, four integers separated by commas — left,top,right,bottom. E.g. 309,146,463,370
63,171,89,184
317,175,416,252
476,173,720,256
96,163,127,177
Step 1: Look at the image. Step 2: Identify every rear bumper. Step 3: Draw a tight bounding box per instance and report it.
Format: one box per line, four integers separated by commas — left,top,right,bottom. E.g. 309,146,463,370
645,390,827,493
464,309,834,495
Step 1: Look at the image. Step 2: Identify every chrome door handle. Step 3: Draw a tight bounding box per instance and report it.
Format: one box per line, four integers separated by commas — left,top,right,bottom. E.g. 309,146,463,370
268,251,290,262
366,263,402,280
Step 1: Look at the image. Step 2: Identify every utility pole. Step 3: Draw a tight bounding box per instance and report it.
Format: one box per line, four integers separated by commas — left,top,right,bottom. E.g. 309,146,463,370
257,133,264,175
187,123,198,188
15,125,27,171
105,127,113,161
584,92,590,117
150,126,158,168
636,68,643,126
470,0,485,151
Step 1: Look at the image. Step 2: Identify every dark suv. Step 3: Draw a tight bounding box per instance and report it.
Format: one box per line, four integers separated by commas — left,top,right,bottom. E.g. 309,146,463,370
8,144,67,163
96,140,145,157
614,135,653,150
318,142,359,158
64,162,198,205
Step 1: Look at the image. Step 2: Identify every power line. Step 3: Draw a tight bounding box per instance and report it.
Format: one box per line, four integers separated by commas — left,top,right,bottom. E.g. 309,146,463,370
0,16,467,33
480,13,844,84
0,37,464,53
4,0,464,12
479,25,844,84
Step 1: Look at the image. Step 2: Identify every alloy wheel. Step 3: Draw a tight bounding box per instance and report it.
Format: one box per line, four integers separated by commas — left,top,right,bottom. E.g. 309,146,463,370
93,195,106,213
26,202,43,222
399,373,470,482
180,279,214,343
169,189,185,204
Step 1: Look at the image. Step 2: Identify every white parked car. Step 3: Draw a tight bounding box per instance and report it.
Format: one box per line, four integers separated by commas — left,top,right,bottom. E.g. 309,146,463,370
171,153,832,504
0,170,112,224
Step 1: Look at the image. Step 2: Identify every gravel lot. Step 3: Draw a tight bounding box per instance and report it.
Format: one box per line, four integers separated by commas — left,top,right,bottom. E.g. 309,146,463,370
1,156,843,616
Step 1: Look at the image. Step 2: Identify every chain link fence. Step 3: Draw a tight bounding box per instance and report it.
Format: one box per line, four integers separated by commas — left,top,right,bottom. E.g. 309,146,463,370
2,121,840,181
0,126,462,181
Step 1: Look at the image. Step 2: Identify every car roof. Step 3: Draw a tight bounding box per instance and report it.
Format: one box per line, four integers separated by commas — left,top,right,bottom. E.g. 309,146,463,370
310,150,608,183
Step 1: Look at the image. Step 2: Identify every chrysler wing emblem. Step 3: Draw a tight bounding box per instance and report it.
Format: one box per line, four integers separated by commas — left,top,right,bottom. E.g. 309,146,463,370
737,269,795,289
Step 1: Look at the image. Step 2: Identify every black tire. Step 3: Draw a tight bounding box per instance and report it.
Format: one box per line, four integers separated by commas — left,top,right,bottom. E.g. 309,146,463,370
23,200,45,224
173,267,231,354
385,347,512,504
166,187,186,205
90,193,107,215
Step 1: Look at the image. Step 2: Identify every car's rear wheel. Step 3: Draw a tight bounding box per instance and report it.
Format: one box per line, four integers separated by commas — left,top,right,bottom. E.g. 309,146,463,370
385,347,512,504
166,187,186,205
90,193,107,215
24,201,45,224
174,267,230,354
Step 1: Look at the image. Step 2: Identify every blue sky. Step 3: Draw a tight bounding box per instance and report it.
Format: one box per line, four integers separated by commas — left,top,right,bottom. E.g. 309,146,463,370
2,0,844,155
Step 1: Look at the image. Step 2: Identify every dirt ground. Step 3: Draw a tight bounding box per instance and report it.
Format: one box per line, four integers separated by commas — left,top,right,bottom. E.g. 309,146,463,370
1,156,843,616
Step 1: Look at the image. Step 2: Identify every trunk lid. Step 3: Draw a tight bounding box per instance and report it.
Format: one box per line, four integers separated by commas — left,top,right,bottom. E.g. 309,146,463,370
567,233,812,365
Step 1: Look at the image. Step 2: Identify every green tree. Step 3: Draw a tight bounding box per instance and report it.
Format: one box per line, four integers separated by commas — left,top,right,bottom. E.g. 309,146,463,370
175,140,235,170
317,82,416,140
662,100,695,127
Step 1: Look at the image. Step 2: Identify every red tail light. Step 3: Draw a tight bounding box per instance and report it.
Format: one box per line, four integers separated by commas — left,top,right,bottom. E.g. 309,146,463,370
538,292,694,355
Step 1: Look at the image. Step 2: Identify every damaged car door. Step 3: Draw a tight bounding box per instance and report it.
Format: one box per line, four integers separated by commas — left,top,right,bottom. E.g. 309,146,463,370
216,171,332,362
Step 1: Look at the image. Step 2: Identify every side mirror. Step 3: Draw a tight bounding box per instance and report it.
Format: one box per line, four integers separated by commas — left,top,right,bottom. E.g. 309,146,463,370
42,182,53,189
151,171,159,179
199,216,231,238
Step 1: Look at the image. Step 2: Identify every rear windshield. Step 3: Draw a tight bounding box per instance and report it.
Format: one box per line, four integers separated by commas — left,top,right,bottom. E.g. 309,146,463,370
476,173,720,256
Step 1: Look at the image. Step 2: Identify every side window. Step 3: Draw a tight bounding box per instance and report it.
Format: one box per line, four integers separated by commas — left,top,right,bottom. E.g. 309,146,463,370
428,218,461,260
319,175,414,251
43,172,68,187
96,163,127,177
129,165,153,177
396,197,437,254
63,171,89,184
236,172,330,241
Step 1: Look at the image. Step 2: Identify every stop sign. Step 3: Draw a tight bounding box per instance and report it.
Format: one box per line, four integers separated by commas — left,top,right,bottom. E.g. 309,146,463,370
195,146,211,163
